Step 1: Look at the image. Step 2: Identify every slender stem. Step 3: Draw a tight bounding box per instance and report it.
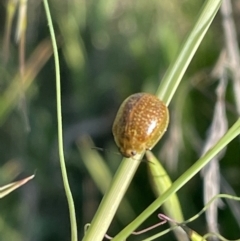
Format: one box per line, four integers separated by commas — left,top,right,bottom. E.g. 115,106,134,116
156,0,222,105
42,1,78,241
82,154,142,241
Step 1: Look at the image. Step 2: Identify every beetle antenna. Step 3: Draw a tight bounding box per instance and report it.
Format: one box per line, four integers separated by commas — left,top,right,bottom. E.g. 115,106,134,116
91,147,121,156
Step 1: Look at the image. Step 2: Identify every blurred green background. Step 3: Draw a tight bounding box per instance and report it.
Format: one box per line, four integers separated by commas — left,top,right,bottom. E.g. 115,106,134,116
0,0,240,240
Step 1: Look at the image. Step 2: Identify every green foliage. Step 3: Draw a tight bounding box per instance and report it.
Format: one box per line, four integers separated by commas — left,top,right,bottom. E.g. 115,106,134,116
1,0,240,241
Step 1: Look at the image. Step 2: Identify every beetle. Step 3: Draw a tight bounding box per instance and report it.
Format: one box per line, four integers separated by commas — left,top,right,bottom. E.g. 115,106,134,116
112,93,169,158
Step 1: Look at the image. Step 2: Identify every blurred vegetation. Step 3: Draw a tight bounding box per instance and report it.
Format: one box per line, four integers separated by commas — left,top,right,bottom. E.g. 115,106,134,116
0,0,240,240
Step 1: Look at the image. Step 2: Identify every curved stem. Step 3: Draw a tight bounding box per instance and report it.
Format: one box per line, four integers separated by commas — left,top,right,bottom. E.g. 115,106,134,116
42,1,78,241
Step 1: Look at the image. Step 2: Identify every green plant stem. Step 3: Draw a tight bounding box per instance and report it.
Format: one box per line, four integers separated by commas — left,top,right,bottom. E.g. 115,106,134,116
82,153,143,241
42,1,78,241
157,0,222,105
143,194,240,241
112,118,240,240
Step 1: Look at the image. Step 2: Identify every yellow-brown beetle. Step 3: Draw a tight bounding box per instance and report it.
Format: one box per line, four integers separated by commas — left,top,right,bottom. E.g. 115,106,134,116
112,93,169,158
